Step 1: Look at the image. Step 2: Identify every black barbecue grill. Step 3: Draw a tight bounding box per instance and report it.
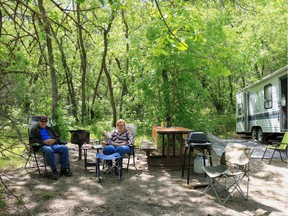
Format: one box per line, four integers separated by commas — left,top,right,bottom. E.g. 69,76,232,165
182,132,213,185
69,130,90,160
186,132,210,145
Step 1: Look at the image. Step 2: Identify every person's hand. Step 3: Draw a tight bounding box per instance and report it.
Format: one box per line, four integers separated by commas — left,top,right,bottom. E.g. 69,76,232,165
113,142,127,146
44,139,55,145
120,141,127,146
114,142,121,147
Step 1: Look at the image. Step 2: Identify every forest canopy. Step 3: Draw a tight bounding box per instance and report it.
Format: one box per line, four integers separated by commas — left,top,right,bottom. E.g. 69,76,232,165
0,0,287,142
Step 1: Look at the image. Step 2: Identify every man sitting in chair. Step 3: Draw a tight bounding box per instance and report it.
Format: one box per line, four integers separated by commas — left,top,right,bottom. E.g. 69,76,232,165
103,119,134,157
29,116,73,179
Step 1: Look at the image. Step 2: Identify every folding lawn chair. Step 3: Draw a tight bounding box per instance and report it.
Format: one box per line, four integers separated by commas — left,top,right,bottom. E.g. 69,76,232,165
24,116,62,176
95,152,123,183
261,132,288,164
202,143,252,205
125,124,137,171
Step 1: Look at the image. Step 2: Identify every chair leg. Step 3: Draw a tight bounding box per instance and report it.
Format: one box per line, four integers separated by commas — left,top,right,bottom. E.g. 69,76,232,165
118,158,123,181
126,154,130,171
96,158,101,183
26,151,42,175
202,177,223,205
126,147,135,171
223,175,248,205
261,148,268,161
43,153,48,175
33,152,41,175
132,150,135,167
269,149,276,164
278,150,283,162
24,151,31,170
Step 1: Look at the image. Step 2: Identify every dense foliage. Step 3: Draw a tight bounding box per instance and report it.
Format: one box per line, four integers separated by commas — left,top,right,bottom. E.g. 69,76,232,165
0,0,286,154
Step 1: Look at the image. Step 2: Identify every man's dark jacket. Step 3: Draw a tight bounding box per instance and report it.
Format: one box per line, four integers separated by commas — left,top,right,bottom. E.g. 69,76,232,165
29,125,60,150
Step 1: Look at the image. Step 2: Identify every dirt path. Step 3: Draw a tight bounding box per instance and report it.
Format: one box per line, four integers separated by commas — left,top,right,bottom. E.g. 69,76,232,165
1,141,287,216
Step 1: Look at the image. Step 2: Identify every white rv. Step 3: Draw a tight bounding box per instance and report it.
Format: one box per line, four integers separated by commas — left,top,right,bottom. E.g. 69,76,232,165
236,66,287,141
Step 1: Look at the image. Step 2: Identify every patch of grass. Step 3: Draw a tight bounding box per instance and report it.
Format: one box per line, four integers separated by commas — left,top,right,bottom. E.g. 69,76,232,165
17,195,24,205
0,147,27,170
0,195,7,209
42,191,55,200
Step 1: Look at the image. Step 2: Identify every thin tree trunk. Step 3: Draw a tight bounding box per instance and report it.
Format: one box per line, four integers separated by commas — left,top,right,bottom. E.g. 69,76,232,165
117,9,130,119
162,69,172,126
51,28,78,122
76,3,87,124
38,0,58,120
101,12,116,126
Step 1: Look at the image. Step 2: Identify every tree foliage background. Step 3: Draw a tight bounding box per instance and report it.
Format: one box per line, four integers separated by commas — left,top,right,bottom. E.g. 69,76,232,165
0,0,287,166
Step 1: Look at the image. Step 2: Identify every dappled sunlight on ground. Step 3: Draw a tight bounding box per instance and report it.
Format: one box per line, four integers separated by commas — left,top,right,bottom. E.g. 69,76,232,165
1,139,287,215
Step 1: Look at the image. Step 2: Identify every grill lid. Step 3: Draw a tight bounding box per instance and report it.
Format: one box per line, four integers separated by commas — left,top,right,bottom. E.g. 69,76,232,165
186,132,209,143
69,130,90,144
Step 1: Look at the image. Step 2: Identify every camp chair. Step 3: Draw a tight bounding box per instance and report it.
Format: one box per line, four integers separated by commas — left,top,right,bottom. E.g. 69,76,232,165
24,116,62,175
95,152,123,183
261,132,288,164
101,124,136,171
202,143,252,205
125,123,137,171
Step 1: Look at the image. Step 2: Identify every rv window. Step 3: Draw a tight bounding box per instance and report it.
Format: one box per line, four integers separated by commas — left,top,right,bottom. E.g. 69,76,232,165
264,84,272,109
238,104,242,115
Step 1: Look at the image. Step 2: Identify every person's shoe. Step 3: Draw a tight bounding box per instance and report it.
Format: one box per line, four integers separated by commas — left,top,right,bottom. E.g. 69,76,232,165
51,171,59,180
60,168,73,177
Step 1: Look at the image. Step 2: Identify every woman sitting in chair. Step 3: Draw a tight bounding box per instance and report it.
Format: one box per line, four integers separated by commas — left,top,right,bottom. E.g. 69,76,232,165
103,119,133,157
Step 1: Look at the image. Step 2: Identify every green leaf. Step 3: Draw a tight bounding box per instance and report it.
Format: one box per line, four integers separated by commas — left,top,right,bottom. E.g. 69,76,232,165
153,48,168,56
176,42,188,51
221,67,231,77
76,0,85,4
99,0,105,6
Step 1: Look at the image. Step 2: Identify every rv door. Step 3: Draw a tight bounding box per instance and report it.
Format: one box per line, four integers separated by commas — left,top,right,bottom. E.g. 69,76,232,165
244,92,249,131
280,75,287,131
236,92,249,132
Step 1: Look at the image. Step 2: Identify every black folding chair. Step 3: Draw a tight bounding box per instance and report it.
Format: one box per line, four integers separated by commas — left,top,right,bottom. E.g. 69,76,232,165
24,116,61,176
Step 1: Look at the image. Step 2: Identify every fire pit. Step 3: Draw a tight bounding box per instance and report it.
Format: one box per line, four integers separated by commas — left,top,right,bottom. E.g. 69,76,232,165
69,130,90,160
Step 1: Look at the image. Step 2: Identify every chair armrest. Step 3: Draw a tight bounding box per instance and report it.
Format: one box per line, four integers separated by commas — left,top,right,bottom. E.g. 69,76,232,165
30,142,42,152
56,138,67,145
31,142,41,146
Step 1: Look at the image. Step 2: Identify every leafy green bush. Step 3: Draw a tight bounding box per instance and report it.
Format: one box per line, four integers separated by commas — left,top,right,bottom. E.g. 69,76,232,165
90,121,113,141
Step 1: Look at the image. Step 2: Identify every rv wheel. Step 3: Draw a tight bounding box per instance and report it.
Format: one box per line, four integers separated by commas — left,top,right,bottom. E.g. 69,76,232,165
251,128,258,140
257,128,263,141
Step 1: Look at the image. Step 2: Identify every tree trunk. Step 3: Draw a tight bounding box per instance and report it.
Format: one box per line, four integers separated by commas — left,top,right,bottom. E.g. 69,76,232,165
102,13,116,126
162,69,172,126
76,3,87,124
38,0,58,120
118,9,129,119
51,28,79,122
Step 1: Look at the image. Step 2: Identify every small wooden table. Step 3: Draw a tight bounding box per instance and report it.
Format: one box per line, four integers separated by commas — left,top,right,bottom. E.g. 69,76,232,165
156,127,193,160
81,144,103,170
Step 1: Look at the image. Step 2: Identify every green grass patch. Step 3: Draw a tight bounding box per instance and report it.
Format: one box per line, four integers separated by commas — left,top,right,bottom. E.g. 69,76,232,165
42,191,55,200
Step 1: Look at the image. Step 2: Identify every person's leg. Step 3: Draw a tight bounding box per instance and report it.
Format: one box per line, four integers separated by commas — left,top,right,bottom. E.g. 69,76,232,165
103,145,116,155
103,145,116,167
115,145,130,156
51,144,69,169
41,145,59,179
41,146,57,170
51,144,73,176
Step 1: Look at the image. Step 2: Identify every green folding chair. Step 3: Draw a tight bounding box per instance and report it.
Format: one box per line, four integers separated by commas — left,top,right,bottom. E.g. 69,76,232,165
261,132,288,164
